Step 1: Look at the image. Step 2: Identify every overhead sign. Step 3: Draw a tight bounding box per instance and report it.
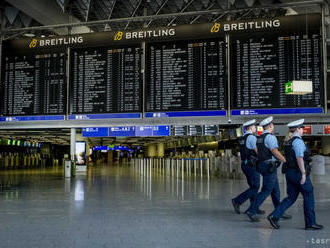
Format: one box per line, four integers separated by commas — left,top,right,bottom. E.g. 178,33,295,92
5,14,320,52
108,126,136,137
82,125,171,137
82,127,109,137
285,81,313,95
231,108,323,116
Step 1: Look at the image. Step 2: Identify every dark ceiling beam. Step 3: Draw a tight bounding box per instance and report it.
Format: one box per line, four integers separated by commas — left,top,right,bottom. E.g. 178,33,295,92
6,0,91,34
85,0,92,21
124,0,143,30
2,0,323,33
212,11,227,22
167,0,195,26
146,0,170,27
237,9,253,20
190,2,215,24
104,0,117,30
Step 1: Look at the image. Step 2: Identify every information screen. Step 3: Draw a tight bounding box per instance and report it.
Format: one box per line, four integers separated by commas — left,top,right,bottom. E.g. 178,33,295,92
146,38,227,112
231,32,323,109
1,52,66,116
70,46,142,114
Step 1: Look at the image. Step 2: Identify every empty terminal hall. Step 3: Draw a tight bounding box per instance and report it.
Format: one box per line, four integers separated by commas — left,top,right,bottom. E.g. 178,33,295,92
1,0,330,247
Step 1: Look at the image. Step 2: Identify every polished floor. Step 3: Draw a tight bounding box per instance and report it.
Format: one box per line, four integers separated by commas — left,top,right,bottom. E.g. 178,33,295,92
0,164,329,248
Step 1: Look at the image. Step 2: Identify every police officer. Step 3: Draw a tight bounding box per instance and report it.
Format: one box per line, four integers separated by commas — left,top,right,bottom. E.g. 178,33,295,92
246,116,291,222
268,119,323,230
232,119,264,215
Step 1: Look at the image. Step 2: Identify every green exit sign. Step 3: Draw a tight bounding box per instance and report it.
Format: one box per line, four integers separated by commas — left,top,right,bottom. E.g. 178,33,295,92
285,81,293,94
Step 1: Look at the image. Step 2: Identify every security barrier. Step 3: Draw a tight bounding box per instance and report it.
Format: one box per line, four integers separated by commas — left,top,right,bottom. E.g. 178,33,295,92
131,155,248,181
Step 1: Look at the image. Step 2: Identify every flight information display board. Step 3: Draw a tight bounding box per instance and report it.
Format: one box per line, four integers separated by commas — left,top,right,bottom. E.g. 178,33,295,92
1,52,66,116
231,32,323,110
70,46,142,114
146,38,227,112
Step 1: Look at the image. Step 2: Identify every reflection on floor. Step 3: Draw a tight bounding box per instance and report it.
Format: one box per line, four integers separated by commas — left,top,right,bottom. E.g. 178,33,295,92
0,163,329,248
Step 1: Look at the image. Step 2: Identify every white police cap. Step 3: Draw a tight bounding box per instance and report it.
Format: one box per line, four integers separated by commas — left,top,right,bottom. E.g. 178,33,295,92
287,119,305,128
243,119,256,128
259,116,273,127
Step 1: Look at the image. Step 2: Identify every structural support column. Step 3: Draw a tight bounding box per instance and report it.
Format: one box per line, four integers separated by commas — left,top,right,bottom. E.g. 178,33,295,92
70,128,76,162
147,144,157,158
157,143,165,157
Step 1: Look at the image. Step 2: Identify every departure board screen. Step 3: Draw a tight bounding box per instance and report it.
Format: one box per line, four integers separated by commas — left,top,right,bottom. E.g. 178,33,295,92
231,32,323,109
146,38,227,112
70,46,142,114
1,53,66,116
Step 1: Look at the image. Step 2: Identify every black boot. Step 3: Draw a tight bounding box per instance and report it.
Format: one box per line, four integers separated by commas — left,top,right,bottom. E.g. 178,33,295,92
256,209,266,215
305,224,324,230
246,212,260,222
268,215,280,229
231,199,240,214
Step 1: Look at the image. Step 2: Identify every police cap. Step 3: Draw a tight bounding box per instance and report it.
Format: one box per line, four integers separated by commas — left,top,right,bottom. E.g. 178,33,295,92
287,119,305,129
259,116,273,127
243,119,257,128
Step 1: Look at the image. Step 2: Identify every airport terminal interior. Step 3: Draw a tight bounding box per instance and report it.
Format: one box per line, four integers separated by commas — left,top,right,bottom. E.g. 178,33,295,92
1,0,330,247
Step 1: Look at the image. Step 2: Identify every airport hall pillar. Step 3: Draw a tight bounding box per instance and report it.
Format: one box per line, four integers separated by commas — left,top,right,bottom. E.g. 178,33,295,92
147,144,157,158
322,136,330,155
157,143,165,158
70,128,76,162
108,151,114,164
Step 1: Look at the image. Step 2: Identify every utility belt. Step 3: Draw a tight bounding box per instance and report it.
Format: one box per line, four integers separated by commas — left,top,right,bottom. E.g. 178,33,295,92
261,160,281,173
245,155,258,167
282,161,311,175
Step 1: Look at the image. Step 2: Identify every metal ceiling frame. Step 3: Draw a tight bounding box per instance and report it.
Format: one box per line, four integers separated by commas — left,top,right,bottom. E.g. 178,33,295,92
1,0,323,34
124,0,143,30
85,0,92,21
167,0,195,26
190,2,215,24
146,0,169,27
104,0,117,31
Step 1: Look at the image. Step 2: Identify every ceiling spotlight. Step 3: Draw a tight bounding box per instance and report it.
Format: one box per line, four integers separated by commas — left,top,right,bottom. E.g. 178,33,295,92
285,7,298,16
24,33,35,37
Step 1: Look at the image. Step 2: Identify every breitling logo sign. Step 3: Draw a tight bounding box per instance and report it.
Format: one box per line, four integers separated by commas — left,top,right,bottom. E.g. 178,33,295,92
28,36,84,48
114,31,123,40
114,28,176,41
210,19,280,33
29,39,38,48
211,23,221,33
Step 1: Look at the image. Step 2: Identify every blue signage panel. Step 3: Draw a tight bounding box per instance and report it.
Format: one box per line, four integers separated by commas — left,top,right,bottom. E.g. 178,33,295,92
93,146,108,151
145,110,226,118
93,145,131,151
82,127,109,137
108,126,136,137
152,125,170,136
135,126,153,136
0,115,65,122
68,113,141,120
135,125,170,136
231,108,323,116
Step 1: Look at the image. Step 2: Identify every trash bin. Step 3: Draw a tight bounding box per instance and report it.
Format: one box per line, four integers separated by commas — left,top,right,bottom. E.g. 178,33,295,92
65,160,71,178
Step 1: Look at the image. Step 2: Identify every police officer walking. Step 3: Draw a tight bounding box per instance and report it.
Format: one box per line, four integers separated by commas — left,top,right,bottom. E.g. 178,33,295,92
268,119,323,230
246,116,291,221
232,119,264,215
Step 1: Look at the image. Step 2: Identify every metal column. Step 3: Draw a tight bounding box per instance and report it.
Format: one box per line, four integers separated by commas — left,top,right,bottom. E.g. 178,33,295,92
70,128,76,162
